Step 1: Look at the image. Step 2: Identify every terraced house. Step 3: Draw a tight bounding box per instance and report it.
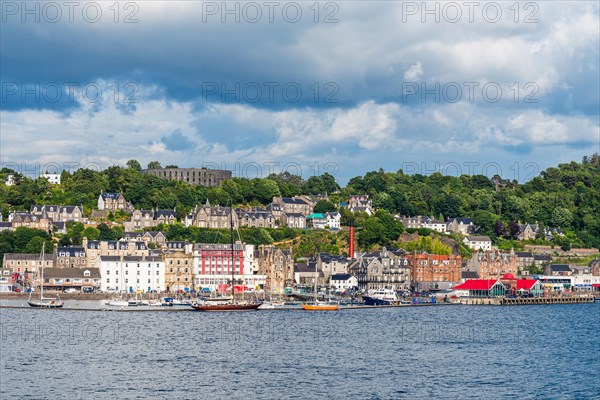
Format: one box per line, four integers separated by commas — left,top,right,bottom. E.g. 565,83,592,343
97,192,132,211
350,248,411,292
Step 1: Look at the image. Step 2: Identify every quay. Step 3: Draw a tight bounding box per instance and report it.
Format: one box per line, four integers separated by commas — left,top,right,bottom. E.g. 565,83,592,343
454,295,595,306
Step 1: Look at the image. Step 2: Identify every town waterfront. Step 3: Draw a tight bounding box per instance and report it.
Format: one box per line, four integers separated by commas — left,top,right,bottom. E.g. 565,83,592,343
1,304,598,399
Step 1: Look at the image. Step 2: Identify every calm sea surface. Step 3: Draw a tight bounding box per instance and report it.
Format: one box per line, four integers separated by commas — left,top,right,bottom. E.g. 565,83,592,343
1,303,598,399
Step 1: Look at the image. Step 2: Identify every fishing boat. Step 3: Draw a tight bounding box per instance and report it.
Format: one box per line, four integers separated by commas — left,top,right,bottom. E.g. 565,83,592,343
301,262,339,311
191,202,261,312
27,244,64,309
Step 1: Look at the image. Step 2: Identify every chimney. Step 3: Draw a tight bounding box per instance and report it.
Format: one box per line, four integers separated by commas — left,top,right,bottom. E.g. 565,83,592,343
349,220,355,260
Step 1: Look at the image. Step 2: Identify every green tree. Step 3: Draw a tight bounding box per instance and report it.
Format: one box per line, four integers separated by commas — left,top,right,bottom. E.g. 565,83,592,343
126,159,142,171
147,161,161,169
314,200,337,213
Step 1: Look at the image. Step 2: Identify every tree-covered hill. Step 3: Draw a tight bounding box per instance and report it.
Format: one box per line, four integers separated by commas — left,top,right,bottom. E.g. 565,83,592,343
1,154,598,249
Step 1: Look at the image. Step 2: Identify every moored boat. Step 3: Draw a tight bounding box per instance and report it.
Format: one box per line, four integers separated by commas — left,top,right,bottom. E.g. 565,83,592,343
362,289,400,306
27,244,64,309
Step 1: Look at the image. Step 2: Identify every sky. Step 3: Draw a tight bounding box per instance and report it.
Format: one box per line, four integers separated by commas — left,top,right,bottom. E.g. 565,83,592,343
1,1,599,184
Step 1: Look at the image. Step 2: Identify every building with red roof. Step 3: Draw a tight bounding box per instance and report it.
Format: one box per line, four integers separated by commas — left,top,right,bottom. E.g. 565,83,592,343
453,278,544,297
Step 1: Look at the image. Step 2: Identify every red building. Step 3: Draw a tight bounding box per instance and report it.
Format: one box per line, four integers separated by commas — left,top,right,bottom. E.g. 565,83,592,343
194,243,245,275
407,253,462,291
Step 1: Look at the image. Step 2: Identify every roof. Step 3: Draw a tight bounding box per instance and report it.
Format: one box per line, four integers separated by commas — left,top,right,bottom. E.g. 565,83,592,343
465,235,491,242
515,252,533,257
331,274,353,281
306,213,324,219
461,271,479,279
453,279,503,291
294,262,314,273
43,268,101,279
56,247,85,257
516,279,540,291
533,254,552,261
100,192,122,200
549,264,571,272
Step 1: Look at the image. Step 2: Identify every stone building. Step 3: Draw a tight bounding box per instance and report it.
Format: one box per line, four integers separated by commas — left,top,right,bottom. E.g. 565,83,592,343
143,168,231,187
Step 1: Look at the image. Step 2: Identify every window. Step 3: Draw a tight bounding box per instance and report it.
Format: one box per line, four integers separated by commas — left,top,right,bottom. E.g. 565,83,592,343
84,270,90,277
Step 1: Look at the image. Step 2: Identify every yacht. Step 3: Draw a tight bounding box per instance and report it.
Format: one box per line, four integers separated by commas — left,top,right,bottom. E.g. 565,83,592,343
361,289,400,306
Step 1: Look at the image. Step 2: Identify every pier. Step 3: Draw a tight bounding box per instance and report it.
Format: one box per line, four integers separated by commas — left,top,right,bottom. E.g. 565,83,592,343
454,295,595,306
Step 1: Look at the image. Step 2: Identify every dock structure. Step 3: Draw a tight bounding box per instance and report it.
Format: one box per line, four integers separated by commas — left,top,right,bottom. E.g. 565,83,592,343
454,295,595,306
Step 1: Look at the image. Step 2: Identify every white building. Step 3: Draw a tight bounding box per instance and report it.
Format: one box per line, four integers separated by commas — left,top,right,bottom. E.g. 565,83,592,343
325,212,341,229
100,255,165,293
5,175,15,186
463,235,492,251
330,273,358,292
423,218,447,233
41,173,61,184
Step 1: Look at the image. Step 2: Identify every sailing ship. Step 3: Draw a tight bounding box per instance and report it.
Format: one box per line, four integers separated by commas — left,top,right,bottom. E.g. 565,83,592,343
27,243,64,309
302,261,339,311
191,202,261,312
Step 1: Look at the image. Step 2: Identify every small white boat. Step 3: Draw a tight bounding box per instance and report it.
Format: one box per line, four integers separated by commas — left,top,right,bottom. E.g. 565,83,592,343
27,244,64,309
106,299,129,307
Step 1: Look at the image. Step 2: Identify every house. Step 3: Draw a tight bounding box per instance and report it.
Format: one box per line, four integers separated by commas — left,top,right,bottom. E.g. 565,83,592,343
347,195,374,215
446,217,475,235
2,253,54,281
30,205,83,222
533,254,552,268
124,209,155,231
142,231,168,245
280,213,306,229
294,262,319,286
41,173,61,184
324,212,341,229
41,268,101,291
9,212,52,232
164,251,194,293
306,213,327,229
185,201,239,229
317,253,351,278
406,253,462,291
515,252,534,269
462,235,492,251
83,238,151,268
0,222,13,232
270,196,314,216
192,242,247,292
398,215,449,233
5,174,15,186
350,247,412,292
54,246,87,268
466,250,518,280
100,255,165,293
97,192,131,211
123,232,144,241
155,210,177,225
0,268,13,292
256,245,294,293
544,264,572,276
330,274,358,292
236,208,276,228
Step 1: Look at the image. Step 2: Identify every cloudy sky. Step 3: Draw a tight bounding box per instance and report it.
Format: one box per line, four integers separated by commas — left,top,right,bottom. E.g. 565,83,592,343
1,1,598,183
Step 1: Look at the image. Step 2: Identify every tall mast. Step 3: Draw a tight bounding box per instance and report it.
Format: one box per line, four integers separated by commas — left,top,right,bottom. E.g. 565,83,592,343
40,242,45,300
230,201,235,300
